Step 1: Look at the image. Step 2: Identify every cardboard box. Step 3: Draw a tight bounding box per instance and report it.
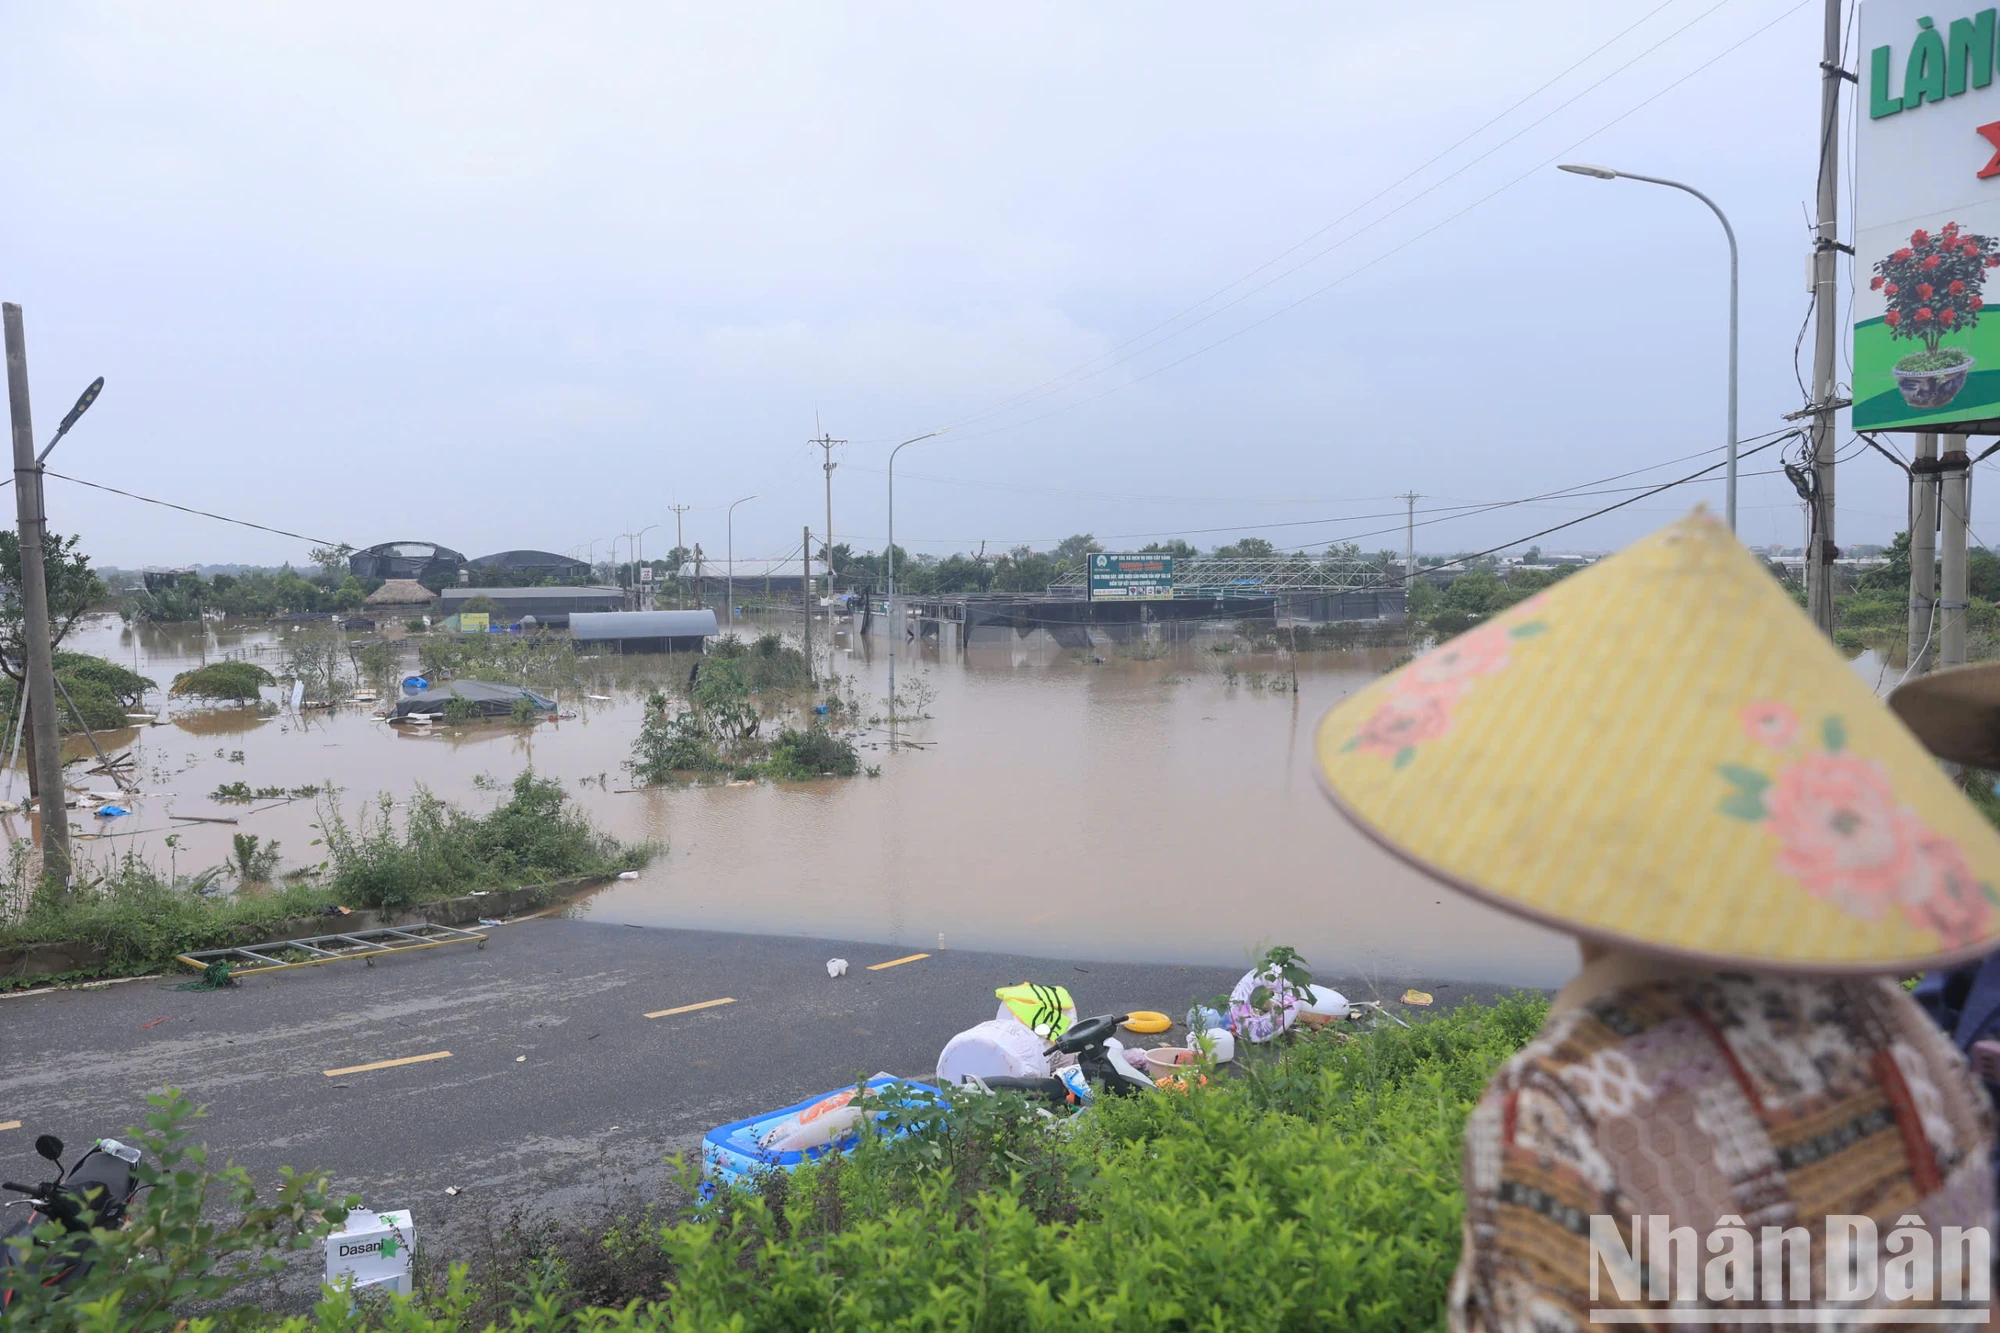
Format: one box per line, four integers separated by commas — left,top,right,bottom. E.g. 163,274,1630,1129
325,1208,415,1295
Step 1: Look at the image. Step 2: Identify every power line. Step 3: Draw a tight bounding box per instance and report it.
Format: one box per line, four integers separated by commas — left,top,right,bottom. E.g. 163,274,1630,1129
42,471,349,549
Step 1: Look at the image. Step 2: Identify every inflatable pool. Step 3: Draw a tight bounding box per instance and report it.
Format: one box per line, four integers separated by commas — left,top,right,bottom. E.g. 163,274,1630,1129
701,1074,943,1188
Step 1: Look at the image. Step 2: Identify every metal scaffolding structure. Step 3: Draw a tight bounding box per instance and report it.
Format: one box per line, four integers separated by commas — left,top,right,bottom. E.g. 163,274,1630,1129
1045,554,1386,597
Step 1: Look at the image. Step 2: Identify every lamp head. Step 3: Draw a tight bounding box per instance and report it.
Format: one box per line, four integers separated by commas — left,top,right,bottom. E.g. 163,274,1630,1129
1557,163,1619,180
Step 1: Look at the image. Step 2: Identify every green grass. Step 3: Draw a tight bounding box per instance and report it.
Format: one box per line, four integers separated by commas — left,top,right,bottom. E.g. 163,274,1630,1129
0,771,651,978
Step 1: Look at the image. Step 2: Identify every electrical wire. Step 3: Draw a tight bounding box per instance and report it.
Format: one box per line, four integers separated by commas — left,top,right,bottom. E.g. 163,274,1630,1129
41,472,349,549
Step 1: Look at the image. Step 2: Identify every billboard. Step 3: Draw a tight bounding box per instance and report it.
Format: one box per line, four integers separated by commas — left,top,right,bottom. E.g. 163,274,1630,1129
1855,0,2000,430
1088,553,1174,599
458,611,489,634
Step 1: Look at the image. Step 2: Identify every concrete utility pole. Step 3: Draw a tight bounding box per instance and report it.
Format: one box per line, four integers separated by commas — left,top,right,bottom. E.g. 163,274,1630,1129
1908,432,1939,675
802,526,814,686
2,305,71,884
1397,492,1423,587
813,430,845,640
667,502,692,608
1804,0,1845,637
1940,433,1971,669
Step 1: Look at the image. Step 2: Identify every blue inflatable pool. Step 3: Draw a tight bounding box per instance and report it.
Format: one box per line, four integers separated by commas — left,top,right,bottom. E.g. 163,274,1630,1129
701,1074,943,1188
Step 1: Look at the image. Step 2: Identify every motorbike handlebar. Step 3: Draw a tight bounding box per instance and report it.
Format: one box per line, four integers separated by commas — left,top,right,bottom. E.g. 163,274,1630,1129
0,1181,40,1197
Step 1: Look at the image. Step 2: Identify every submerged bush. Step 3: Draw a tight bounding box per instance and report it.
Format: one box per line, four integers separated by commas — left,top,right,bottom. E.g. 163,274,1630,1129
766,720,859,779
171,661,275,702
630,692,721,780
318,770,647,910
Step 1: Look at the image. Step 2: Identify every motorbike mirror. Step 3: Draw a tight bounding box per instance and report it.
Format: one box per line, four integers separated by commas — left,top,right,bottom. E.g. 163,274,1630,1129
34,1135,62,1164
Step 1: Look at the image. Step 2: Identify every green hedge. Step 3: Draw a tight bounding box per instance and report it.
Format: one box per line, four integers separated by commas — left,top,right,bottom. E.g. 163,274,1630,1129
19,995,1542,1330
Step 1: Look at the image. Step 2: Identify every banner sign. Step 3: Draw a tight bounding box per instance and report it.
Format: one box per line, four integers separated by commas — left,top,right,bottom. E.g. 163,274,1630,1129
1855,0,2000,430
1087,553,1174,600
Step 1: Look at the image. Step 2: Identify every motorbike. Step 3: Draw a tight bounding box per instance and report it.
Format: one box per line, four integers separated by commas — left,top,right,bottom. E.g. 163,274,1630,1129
0,1133,144,1311
974,1012,1159,1106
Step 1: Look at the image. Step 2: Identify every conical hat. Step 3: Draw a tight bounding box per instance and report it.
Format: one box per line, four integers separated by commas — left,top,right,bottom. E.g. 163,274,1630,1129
1889,661,2000,768
1314,509,2000,973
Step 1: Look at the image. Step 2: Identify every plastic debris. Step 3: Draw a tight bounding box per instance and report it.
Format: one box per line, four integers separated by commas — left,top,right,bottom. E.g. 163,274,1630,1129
826,958,848,977
617,870,640,880
94,804,130,818
1401,989,1434,1007
938,1018,1050,1085
1202,1028,1236,1063
1186,1005,1225,1034
1302,984,1350,1019
515,1056,526,1063
478,918,503,927
1229,967,1305,1043
445,1186,459,1196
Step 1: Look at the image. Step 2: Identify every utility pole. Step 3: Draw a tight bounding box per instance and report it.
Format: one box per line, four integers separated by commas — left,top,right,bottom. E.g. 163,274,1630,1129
1397,492,1423,588
802,526,814,686
813,430,845,640
1908,432,1939,675
667,502,692,609
1940,433,1971,669
1804,0,1846,637
2,305,70,885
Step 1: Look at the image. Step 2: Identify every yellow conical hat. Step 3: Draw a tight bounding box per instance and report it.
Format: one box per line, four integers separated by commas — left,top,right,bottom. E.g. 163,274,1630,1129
1315,509,2000,972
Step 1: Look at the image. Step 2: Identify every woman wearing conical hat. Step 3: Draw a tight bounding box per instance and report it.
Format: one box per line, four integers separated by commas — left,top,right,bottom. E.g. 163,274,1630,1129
1317,511,1997,1329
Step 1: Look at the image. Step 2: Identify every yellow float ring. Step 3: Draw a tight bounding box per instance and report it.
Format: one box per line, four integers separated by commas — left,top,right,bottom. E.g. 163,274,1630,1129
1121,1010,1171,1034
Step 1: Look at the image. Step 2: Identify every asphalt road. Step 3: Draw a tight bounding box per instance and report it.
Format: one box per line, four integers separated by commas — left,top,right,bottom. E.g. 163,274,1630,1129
0,916,1525,1300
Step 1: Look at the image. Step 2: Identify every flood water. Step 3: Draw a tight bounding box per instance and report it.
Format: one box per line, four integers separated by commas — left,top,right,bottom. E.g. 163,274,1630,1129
15,613,1696,989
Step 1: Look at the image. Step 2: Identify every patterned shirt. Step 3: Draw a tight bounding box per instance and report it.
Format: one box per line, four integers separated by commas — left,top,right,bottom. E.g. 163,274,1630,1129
1451,959,1996,1331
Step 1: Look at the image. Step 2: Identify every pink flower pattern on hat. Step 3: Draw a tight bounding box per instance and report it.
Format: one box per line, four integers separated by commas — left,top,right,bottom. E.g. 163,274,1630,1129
1340,616,1548,769
1717,706,1997,948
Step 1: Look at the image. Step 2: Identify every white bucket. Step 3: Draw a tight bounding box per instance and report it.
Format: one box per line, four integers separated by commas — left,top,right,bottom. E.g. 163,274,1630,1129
938,1018,1050,1086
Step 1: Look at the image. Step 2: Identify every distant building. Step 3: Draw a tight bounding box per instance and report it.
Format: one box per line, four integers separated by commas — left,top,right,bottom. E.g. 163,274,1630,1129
466,549,592,584
571,609,718,653
437,585,623,628
349,541,466,583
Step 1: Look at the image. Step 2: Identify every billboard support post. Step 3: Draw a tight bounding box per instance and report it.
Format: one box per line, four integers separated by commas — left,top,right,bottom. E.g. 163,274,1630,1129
1941,433,1971,668
1908,431,1939,675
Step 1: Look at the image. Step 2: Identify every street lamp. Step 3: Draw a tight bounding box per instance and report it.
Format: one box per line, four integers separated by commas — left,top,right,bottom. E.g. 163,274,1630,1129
726,495,756,627
886,429,947,710
1559,163,1739,532
633,523,659,605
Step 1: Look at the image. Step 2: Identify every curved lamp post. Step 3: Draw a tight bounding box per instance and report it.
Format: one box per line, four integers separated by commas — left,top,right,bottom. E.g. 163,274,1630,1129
886,429,946,710
1559,163,1739,532
726,495,756,626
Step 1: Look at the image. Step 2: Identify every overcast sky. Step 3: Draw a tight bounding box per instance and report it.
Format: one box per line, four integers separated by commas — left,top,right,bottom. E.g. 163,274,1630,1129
0,1,1912,570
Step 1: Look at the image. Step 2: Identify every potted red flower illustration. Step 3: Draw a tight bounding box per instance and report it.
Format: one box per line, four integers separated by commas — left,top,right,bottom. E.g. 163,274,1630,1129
1870,222,2000,409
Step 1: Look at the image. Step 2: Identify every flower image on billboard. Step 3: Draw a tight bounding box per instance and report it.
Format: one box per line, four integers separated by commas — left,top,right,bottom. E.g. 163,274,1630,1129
1855,0,2000,429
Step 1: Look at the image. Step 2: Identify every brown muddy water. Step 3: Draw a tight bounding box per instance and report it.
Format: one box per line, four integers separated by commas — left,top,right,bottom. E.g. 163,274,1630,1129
28,612,1891,990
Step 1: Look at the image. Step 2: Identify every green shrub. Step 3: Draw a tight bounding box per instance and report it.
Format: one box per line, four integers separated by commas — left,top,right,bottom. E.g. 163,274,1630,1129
171,661,275,702
766,720,858,779
440,693,478,725
2,998,1545,1329
631,692,721,780
509,692,539,725
662,995,1546,1332
0,1091,352,1333
0,850,338,973
318,770,647,910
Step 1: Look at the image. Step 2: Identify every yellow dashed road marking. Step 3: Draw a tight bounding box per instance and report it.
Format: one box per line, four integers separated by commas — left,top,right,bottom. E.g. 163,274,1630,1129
867,953,930,971
645,997,735,1019
324,1051,453,1078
